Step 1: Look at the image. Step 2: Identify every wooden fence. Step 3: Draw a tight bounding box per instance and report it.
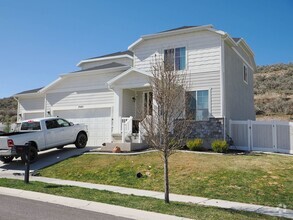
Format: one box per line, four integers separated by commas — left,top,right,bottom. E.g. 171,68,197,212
229,120,293,154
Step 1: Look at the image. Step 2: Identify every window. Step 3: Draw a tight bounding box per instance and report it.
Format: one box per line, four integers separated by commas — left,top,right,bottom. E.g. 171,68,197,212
164,47,186,71
46,119,71,130
243,65,248,83
21,121,41,130
45,120,59,130
56,119,70,127
186,90,209,121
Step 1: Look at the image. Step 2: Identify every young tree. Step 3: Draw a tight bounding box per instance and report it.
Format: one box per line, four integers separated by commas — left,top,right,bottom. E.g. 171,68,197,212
140,59,190,203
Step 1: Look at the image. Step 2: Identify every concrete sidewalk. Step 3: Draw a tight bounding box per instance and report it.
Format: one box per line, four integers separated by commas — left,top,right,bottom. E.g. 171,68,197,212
1,174,292,219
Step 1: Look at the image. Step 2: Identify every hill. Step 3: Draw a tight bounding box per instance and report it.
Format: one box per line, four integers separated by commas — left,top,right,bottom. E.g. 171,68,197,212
0,63,292,123
254,63,293,121
0,97,17,123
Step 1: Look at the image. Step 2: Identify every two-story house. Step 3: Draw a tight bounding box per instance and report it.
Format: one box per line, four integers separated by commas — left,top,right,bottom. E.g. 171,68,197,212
14,25,256,150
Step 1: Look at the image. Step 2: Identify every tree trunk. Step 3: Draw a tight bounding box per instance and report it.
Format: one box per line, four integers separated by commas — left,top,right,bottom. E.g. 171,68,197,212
163,153,170,203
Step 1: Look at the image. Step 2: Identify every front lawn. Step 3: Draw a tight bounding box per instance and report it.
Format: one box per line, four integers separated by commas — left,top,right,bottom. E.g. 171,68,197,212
0,179,282,220
39,151,293,209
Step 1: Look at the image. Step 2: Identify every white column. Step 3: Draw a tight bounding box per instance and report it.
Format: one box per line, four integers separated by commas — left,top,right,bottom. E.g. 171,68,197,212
113,88,123,133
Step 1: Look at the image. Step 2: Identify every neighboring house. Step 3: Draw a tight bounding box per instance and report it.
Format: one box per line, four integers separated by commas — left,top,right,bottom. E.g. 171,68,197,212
14,25,256,149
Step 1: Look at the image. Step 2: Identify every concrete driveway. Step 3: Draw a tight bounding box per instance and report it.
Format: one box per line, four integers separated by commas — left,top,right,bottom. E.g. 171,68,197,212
0,145,99,176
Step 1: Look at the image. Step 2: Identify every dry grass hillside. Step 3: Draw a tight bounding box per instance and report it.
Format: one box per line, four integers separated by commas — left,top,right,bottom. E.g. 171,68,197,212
0,63,292,123
254,63,293,121
0,97,17,124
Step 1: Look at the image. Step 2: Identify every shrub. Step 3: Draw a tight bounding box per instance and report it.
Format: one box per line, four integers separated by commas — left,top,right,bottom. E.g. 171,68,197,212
186,138,204,151
211,140,229,153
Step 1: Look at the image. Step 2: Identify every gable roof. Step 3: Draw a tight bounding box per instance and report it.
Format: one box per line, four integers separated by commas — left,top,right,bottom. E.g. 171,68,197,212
159,26,199,33
16,87,43,95
77,50,133,67
72,62,128,73
232,37,241,43
85,50,133,60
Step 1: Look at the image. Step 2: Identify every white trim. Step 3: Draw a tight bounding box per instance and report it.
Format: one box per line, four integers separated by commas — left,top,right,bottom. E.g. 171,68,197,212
220,38,225,118
187,89,211,121
243,64,248,84
232,47,255,71
39,77,63,93
77,55,133,67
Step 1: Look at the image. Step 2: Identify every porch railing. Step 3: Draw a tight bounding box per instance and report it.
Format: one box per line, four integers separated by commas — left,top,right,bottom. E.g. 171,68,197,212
121,116,133,143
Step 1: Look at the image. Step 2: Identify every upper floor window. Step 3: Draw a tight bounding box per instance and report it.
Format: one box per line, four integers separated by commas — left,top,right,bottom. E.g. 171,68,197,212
164,47,186,71
243,64,248,84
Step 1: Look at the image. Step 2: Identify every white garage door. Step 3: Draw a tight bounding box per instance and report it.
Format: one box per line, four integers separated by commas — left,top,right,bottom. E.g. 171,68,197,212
23,112,44,120
53,108,112,146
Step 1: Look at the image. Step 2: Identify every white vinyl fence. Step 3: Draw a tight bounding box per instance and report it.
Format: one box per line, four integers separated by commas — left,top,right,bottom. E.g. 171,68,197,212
229,120,293,154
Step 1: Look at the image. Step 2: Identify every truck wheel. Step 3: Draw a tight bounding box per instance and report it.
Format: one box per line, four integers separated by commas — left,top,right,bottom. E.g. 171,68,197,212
0,156,14,163
21,146,38,163
75,133,87,148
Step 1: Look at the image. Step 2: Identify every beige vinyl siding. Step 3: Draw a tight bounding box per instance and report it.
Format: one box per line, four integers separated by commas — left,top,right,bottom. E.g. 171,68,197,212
233,44,255,69
133,30,222,118
224,41,255,122
80,57,133,70
133,30,221,73
122,89,135,117
47,71,122,93
46,89,114,110
188,71,221,118
112,71,150,89
19,97,44,112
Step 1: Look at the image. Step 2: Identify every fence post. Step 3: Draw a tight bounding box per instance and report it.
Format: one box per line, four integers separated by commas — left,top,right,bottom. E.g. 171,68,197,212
248,120,252,151
122,123,125,143
272,121,277,152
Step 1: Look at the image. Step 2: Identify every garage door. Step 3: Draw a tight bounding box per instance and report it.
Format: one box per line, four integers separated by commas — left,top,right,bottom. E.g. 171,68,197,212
53,108,112,146
23,112,44,120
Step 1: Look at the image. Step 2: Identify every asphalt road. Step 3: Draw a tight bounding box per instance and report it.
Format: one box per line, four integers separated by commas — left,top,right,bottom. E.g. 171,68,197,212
0,194,132,220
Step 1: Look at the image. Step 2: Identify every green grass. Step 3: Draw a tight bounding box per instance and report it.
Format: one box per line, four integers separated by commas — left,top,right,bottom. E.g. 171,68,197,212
39,151,293,209
0,178,284,220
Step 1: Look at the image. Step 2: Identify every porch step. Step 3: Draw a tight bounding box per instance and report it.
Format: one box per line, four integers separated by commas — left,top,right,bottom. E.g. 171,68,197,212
111,133,140,143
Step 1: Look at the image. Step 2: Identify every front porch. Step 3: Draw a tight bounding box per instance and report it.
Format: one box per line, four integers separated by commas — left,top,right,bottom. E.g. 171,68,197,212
102,68,153,151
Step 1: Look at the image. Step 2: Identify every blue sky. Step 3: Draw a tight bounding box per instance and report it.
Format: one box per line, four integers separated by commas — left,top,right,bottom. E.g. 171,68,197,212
0,0,292,98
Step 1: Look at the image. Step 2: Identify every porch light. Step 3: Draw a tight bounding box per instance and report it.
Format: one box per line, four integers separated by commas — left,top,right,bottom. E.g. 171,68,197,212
47,111,51,116
132,96,136,102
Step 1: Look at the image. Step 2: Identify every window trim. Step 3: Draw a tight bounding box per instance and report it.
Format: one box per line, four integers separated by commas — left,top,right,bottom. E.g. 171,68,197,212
243,64,248,84
186,89,211,121
164,46,187,71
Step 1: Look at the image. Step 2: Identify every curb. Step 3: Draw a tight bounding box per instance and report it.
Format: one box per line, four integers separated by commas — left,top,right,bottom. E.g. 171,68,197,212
0,187,190,220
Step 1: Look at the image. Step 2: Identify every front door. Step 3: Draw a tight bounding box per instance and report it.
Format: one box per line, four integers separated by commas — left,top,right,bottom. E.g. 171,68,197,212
143,91,153,116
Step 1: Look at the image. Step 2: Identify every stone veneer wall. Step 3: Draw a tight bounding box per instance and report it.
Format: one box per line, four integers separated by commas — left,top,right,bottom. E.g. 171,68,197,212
175,118,225,148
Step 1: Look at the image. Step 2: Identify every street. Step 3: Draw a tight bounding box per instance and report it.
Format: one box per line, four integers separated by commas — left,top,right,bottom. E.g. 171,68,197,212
0,194,131,220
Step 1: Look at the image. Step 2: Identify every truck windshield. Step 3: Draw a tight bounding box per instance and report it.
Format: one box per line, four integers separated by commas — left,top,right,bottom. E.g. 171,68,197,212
21,121,41,131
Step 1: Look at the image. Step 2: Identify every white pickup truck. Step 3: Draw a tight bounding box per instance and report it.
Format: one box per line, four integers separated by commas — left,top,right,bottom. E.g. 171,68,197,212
0,117,88,163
